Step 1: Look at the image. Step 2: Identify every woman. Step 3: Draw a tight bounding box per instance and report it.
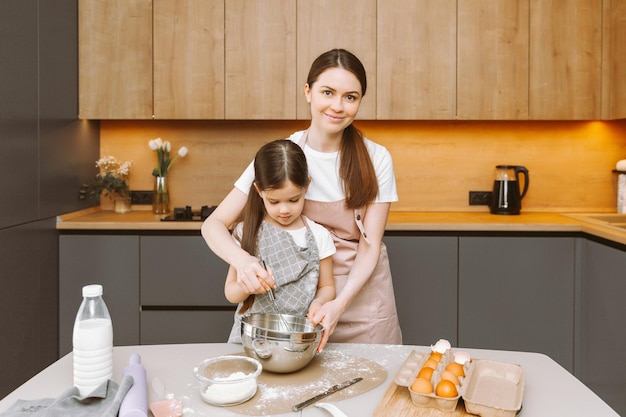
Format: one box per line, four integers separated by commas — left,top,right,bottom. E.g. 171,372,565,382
202,48,402,346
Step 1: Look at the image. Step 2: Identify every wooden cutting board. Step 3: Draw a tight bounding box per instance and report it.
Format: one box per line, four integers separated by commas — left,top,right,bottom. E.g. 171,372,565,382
374,382,476,417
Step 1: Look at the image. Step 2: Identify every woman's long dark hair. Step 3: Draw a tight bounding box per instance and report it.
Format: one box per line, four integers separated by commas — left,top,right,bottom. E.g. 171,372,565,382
237,139,309,255
306,48,378,208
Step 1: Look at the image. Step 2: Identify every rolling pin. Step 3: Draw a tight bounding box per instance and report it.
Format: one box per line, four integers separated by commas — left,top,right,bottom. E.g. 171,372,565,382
119,353,148,417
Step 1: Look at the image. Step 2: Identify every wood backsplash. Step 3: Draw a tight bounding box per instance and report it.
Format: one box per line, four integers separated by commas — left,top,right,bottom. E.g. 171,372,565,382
100,119,626,213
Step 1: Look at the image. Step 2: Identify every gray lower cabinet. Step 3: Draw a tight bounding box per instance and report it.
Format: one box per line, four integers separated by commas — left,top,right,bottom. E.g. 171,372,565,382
458,236,576,372
383,232,577,369
576,237,626,415
140,236,230,307
1,220,59,398
383,234,458,346
139,235,233,344
59,235,140,355
60,233,234,352
141,310,235,345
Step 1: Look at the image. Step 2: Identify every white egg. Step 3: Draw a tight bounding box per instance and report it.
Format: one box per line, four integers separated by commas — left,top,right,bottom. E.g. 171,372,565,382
431,339,451,354
454,351,471,365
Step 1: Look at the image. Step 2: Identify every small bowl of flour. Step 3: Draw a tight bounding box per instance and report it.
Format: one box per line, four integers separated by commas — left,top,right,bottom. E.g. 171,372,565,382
193,355,262,406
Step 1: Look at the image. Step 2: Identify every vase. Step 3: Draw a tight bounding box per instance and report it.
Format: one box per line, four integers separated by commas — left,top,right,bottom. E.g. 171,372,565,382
153,176,170,214
114,196,131,214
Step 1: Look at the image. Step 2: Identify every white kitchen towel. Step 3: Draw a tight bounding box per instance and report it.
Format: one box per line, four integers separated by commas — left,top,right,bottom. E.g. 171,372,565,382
0,376,132,417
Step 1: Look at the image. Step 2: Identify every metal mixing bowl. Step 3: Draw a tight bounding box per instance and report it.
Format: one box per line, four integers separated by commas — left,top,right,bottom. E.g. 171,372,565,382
241,313,323,373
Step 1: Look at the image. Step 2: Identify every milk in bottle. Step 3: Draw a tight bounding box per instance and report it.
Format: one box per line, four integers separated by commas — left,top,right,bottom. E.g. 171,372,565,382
72,284,113,396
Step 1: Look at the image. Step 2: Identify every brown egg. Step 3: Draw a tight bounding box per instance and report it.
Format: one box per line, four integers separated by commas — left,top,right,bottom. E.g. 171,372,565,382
417,366,434,381
423,359,439,370
429,352,443,362
435,380,458,398
446,362,465,378
440,370,460,385
411,377,434,394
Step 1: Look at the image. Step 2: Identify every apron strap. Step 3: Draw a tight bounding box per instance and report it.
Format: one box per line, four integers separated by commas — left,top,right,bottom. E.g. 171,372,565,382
354,208,371,245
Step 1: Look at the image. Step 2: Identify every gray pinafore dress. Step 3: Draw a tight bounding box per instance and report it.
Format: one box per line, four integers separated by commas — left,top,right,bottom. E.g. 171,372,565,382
228,218,320,343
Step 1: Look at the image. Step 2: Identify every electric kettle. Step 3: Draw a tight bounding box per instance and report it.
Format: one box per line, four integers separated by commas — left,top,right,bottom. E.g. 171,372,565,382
489,165,529,215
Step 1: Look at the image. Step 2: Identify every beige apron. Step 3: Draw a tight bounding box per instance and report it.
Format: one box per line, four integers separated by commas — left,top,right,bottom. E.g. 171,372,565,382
298,135,402,344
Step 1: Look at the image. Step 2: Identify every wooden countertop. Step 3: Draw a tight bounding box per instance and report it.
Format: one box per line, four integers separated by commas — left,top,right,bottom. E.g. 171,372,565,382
385,211,580,231
56,207,626,246
56,207,204,231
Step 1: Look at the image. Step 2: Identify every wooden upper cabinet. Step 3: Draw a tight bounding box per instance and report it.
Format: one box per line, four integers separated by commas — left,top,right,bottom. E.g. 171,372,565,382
77,0,615,121
602,0,626,120
296,0,377,120
225,0,296,119
457,1,529,120
530,0,602,120
153,0,224,119
377,0,457,120
78,0,153,119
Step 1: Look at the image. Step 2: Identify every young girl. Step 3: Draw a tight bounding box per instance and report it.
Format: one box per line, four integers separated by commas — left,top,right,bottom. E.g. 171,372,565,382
225,139,336,348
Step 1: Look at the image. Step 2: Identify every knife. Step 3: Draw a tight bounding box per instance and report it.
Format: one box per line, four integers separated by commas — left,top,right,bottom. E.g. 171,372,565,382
292,377,363,412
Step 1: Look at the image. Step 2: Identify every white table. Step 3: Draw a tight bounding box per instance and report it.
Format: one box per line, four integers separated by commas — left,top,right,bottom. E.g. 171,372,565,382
0,343,619,417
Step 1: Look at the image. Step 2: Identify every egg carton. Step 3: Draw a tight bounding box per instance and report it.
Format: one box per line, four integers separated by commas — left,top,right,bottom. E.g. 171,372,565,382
394,349,471,412
393,350,524,416
462,359,524,417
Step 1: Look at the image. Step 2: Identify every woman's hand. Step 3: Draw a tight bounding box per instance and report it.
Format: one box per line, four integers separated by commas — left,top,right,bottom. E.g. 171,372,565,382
307,299,323,319
224,256,276,303
234,253,275,294
308,299,345,352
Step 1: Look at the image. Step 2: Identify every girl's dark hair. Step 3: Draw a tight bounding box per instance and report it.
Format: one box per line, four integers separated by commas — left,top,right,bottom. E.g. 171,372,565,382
237,139,309,255
306,48,378,208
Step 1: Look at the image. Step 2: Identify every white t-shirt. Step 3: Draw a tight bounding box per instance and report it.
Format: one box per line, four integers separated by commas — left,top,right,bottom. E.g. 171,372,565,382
232,217,336,260
234,130,399,204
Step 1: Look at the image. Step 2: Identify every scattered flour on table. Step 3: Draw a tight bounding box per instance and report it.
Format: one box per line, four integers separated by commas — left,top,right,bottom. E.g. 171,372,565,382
177,345,410,416
246,348,393,415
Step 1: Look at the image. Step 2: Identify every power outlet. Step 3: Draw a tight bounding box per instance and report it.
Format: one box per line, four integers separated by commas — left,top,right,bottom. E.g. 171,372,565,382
131,190,153,205
469,191,492,206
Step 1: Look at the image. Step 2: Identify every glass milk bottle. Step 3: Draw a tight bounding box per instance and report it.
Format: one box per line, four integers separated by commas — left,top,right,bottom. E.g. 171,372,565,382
72,284,113,396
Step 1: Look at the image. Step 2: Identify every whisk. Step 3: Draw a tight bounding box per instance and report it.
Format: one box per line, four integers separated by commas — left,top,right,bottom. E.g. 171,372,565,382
260,260,293,332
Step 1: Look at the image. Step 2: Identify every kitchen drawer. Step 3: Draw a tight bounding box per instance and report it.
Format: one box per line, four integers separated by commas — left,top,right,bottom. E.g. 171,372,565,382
140,310,235,344
140,236,230,306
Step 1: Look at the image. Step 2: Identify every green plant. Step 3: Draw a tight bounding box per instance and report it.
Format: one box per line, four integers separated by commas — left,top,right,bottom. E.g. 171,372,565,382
80,156,132,203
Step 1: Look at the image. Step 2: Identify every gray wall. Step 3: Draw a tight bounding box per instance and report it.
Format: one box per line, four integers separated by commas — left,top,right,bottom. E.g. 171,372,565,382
0,0,99,397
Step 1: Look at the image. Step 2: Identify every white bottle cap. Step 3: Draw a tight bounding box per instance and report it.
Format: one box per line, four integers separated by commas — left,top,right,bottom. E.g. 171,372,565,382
82,284,103,297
